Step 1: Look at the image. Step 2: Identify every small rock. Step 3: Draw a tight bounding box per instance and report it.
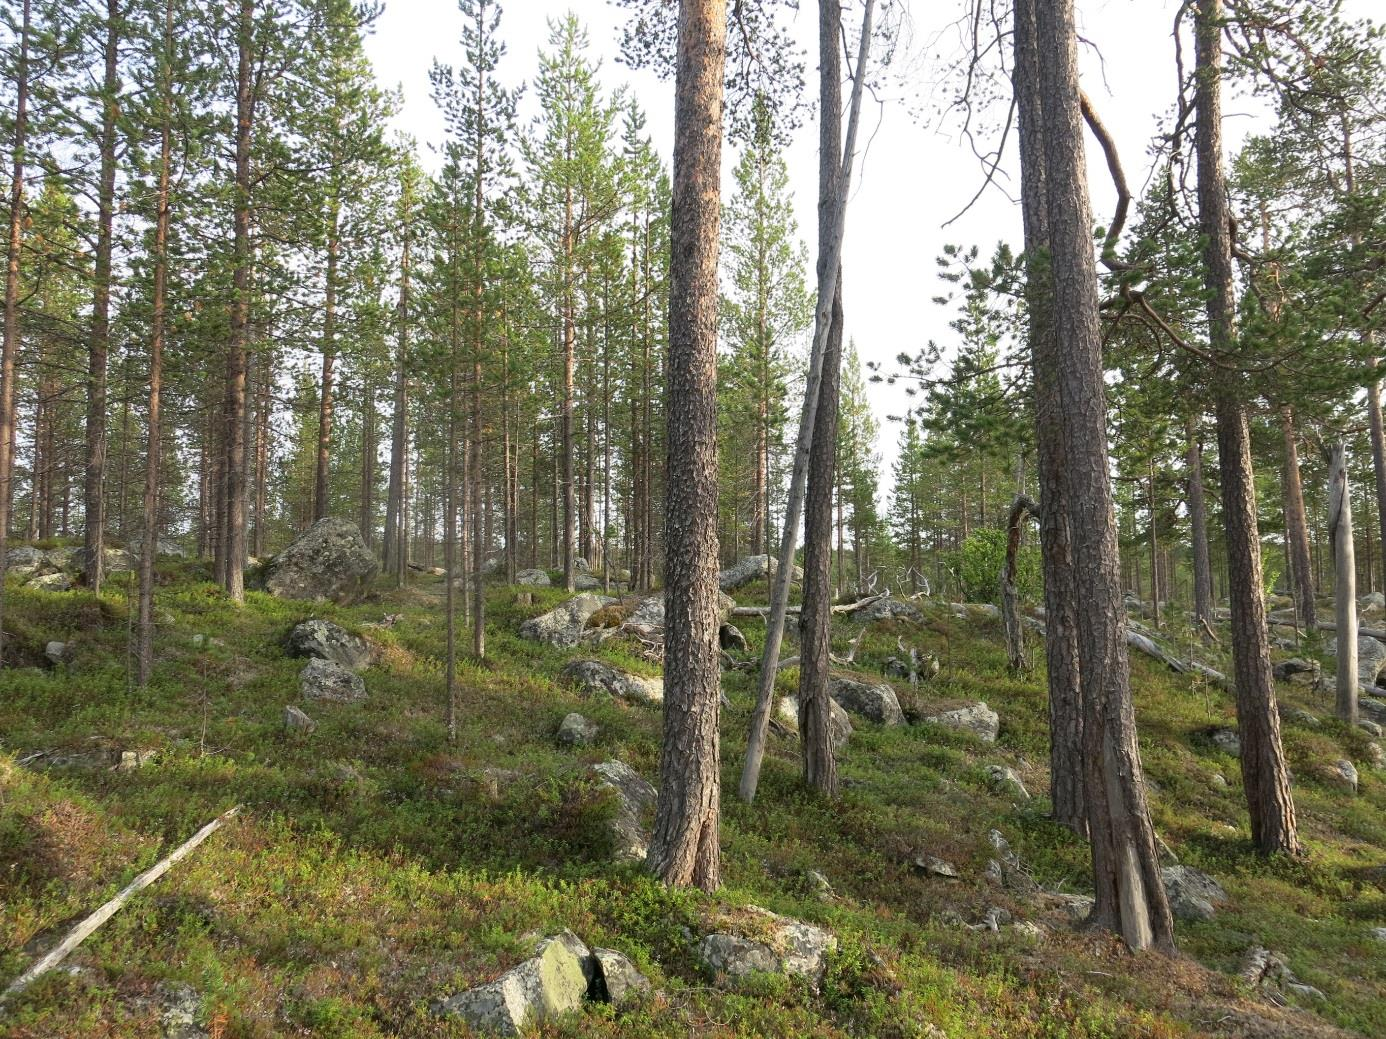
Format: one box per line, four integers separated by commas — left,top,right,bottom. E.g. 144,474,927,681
286,619,371,670
805,870,834,899
556,712,599,748
299,657,367,704
44,641,67,665
1155,832,1179,866
1366,742,1384,769
562,658,663,706
117,749,156,771
434,932,589,1035
1162,865,1228,921
913,854,959,879
1330,758,1359,794
776,694,853,750
283,705,317,734
1210,772,1229,790
699,907,835,991
1012,920,1044,940
1359,719,1385,737
1054,894,1095,923
1281,707,1320,726
1273,658,1321,685
591,760,656,862
829,676,905,726
1238,945,1325,1003
979,906,1011,932
1369,926,1386,944
922,701,999,742
516,568,551,586
1209,727,1242,757
591,947,651,1006
984,764,1030,801
719,622,748,653
27,572,72,592
156,981,208,1039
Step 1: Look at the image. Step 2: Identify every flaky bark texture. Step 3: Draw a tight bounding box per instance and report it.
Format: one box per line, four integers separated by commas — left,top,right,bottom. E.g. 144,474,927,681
1195,0,1299,856
1013,0,1084,836
1328,443,1358,725
1034,0,1175,953
1279,405,1315,631
647,0,727,892
1186,415,1215,634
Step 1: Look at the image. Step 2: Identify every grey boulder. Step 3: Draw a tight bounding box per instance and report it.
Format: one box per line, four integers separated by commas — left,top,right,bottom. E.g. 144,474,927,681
829,676,904,726
699,907,835,991
263,518,377,604
562,658,663,706
775,694,853,750
286,619,371,670
516,568,552,587
1161,865,1228,921
718,554,801,591
299,657,367,704
985,764,1030,802
556,712,599,748
1327,634,1386,687
591,760,656,862
520,594,610,647
591,948,651,1006
846,596,923,623
27,572,72,592
434,932,589,1036
922,701,1000,742
283,705,317,734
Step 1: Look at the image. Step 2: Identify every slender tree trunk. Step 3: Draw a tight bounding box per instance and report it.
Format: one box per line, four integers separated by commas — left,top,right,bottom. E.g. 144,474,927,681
314,203,339,522
1002,496,1040,673
1035,0,1175,952
1195,0,1299,856
740,0,876,803
83,0,121,593
1328,443,1358,725
1187,414,1214,633
647,0,727,892
1279,404,1315,631
1014,0,1084,835
222,0,254,603
385,181,412,585
360,379,375,545
0,0,31,663
1148,458,1160,627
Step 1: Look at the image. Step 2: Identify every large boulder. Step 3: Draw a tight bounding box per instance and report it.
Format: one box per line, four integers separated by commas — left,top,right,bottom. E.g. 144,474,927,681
286,619,370,670
829,676,905,726
1161,865,1228,921
776,694,853,750
27,572,72,592
434,932,590,1036
591,948,651,1006
299,658,367,704
590,760,656,862
263,518,377,604
624,591,735,631
698,907,835,992
1327,634,1386,687
127,533,187,559
562,659,663,706
72,545,135,574
516,568,551,587
5,545,46,576
520,594,609,647
718,554,802,591
922,701,1000,742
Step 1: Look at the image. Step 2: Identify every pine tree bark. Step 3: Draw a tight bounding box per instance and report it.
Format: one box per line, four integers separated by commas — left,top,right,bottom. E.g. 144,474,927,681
83,0,121,594
1034,0,1175,952
1195,0,1299,856
647,0,726,892
1013,0,1084,836
314,202,339,522
1279,404,1315,631
1328,443,1358,725
385,184,412,585
1187,414,1215,633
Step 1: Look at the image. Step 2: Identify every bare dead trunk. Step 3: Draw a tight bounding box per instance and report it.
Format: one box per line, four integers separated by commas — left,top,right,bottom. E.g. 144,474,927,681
1328,443,1358,725
647,0,727,892
1002,496,1040,673
1186,414,1214,633
1279,405,1315,631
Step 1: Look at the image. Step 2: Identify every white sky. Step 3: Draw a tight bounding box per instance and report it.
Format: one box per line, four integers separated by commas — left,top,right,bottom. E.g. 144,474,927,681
363,0,1370,481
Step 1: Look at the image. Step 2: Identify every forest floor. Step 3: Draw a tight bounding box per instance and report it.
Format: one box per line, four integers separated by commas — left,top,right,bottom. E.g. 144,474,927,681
1,554,1383,1038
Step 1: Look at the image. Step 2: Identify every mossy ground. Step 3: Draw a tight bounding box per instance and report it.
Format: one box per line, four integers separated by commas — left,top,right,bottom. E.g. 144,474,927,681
1,557,1382,1037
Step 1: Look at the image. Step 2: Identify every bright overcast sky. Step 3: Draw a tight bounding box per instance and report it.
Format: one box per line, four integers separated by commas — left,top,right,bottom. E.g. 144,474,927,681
364,0,1374,480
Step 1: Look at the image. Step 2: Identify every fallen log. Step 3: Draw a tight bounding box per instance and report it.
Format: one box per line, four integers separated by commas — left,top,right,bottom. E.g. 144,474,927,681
1,805,242,1006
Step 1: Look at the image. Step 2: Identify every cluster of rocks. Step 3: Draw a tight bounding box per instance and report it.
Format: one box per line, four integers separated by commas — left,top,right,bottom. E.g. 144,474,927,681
434,930,651,1035
1239,946,1325,1003
285,616,372,728
5,542,160,591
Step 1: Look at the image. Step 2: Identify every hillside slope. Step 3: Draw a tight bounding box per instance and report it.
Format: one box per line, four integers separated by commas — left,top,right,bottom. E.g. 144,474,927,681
1,561,1383,1038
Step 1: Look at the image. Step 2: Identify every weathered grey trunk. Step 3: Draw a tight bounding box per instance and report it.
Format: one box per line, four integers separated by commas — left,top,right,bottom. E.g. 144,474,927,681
1186,414,1214,633
1328,443,1358,725
1034,0,1175,952
1013,0,1084,836
1279,405,1315,631
1001,495,1039,673
647,0,727,892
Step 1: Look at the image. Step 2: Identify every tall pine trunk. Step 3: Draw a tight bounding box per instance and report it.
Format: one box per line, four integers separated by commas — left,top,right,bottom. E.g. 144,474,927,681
1187,414,1215,633
1279,405,1315,631
1328,443,1358,725
1195,0,1299,856
647,0,727,892
314,202,339,522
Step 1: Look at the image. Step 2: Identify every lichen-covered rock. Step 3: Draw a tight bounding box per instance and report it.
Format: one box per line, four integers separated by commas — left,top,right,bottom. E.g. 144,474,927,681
699,907,835,991
283,705,317,734
520,594,610,647
562,658,663,706
44,641,67,665
27,572,72,592
72,545,135,574
775,694,852,750
846,596,923,623
829,677,904,726
574,575,601,590
156,981,208,1039
128,533,187,559
1161,865,1228,921
516,568,552,586
299,657,366,704
1238,946,1325,1003
1273,658,1320,685
286,619,371,670
591,760,656,862
556,712,599,748
985,764,1030,801
5,545,45,576
591,948,651,1006
719,622,748,653
1329,758,1359,793
263,518,377,604
433,933,589,1035
922,701,999,742
1209,727,1241,758
718,554,801,591
1327,634,1386,687
624,591,736,631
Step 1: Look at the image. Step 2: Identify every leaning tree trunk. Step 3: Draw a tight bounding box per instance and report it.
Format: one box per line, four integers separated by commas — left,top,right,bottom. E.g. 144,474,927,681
739,0,876,804
1034,0,1175,952
646,0,727,893
1328,442,1358,725
1013,0,1085,836
1279,404,1316,632
1195,0,1299,856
